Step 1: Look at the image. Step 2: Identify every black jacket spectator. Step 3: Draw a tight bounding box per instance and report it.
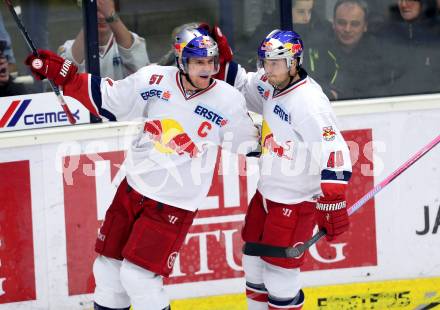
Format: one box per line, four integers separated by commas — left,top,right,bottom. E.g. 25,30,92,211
309,34,387,100
0,45,28,97
378,0,439,95
0,76,27,97
307,0,389,100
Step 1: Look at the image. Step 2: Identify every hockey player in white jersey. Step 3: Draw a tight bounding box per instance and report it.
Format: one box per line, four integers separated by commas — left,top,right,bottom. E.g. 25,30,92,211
234,30,353,309
25,27,258,310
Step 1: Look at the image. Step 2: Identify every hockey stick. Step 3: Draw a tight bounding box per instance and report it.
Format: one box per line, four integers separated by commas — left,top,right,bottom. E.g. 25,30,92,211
3,0,76,125
243,133,440,258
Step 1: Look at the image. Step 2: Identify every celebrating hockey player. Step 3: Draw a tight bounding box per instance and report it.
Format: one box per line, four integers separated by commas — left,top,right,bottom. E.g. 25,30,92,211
234,30,353,309
24,27,258,310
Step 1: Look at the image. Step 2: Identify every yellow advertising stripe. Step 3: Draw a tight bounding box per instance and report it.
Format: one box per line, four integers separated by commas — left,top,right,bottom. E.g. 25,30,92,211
303,277,440,310
170,293,247,310
169,277,440,310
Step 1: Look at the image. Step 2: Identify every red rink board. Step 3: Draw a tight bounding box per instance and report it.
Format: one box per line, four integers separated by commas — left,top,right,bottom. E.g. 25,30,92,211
0,160,36,303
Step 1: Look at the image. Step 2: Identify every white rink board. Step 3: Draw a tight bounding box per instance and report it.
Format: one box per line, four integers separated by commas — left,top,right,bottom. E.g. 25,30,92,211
0,92,91,132
0,94,439,309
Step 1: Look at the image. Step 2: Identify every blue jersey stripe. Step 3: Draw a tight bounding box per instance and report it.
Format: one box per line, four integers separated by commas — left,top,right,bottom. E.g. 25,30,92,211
90,75,102,111
90,75,117,121
226,61,238,86
100,108,117,121
321,169,352,182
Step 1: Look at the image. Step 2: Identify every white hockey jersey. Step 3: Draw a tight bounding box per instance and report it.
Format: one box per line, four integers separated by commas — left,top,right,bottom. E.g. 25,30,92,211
85,65,258,211
59,32,149,80
236,68,352,204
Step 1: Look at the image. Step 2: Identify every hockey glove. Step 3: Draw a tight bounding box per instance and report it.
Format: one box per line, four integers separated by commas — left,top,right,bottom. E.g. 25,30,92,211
210,25,233,64
315,183,349,241
25,49,78,86
209,25,233,81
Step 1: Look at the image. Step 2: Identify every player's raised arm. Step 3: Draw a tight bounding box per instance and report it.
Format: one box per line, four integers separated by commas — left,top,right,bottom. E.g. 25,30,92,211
25,49,149,122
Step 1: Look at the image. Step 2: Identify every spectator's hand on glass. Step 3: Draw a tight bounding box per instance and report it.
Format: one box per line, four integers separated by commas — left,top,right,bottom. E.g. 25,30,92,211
97,0,115,19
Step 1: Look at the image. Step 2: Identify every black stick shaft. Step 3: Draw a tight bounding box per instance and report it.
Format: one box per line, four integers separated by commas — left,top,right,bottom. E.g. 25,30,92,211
3,0,76,124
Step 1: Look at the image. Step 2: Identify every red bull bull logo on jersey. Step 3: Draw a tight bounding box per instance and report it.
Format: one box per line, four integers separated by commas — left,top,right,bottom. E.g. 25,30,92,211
322,126,336,141
143,119,200,158
261,120,293,160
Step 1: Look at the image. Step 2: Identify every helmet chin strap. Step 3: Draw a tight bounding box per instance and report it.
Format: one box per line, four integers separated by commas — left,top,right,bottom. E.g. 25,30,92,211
175,59,200,90
184,72,202,90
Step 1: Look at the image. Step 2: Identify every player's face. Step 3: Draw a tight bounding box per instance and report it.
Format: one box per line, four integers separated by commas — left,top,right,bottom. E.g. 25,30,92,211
333,3,367,49
187,56,216,89
292,0,314,24
398,0,422,21
262,58,291,88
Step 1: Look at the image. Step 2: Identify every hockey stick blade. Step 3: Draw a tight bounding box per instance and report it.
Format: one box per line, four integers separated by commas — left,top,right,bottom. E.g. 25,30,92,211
243,134,440,258
3,0,76,125
243,230,326,258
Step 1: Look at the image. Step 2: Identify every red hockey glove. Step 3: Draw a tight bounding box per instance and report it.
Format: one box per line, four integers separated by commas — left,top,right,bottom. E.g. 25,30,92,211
210,25,233,80
315,183,349,241
25,49,78,86
210,25,233,63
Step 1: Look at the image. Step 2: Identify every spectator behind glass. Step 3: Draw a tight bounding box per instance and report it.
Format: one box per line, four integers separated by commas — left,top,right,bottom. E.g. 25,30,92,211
292,0,334,90
379,0,439,95
309,0,388,100
0,41,27,97
20,0,49,93
291,0,332,45
0,12,17,74
58,0,149,80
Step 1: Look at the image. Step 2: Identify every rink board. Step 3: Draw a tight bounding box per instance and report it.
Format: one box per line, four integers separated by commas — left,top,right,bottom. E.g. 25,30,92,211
0,92,90,132
171,277,440,310
0,94,440,309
